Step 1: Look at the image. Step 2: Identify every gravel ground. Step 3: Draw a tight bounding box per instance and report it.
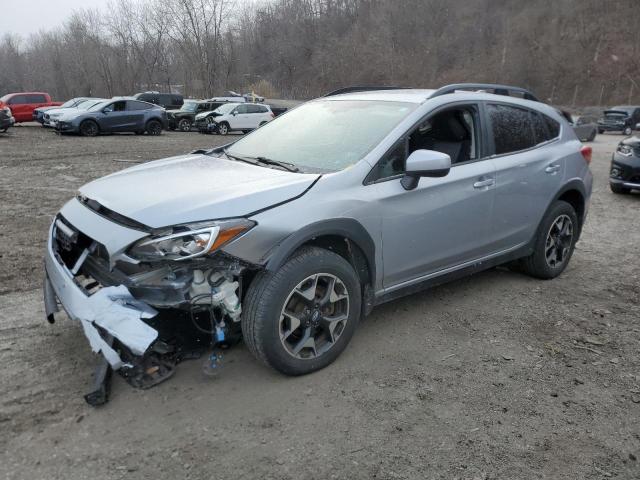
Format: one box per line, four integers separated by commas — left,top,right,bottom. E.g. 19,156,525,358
0,125,639,480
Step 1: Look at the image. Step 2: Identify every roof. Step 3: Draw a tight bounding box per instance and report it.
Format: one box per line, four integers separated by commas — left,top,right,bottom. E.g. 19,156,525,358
322,89,436,103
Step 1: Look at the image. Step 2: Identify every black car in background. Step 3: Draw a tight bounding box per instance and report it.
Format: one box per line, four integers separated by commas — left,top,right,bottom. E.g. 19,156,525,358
598,106,640,135
609,136,640,194
133,92,183,110
167,99,229,131
0,105,15,132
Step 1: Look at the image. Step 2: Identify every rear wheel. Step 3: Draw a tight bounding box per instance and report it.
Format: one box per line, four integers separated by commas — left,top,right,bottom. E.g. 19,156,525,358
146,119,162,135
217,122,229,135
598,128,604,134
521,201,578,279
79,120,99,137
242,247,361,376
610,183,631,194
178,119,192,132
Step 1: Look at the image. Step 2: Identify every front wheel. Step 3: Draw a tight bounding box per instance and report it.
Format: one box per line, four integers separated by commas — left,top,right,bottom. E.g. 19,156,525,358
242,247,361,376
178,119,192,132
79,120,99,137
216,122,229,135
521,201,578,279
624,126,633,136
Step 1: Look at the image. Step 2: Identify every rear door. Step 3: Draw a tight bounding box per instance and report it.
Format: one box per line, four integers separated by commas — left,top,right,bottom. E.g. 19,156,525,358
486,103,564,251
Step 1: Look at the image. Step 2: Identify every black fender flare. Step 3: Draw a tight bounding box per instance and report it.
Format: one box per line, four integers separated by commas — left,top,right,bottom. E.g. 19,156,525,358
264,218,376,286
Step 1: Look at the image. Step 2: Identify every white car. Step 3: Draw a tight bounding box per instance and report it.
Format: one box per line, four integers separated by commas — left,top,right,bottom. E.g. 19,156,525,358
44,98,105,127
195,102,274,135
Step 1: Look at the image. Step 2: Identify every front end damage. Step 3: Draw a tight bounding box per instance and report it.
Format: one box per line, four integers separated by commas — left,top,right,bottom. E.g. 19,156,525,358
44,202,256,405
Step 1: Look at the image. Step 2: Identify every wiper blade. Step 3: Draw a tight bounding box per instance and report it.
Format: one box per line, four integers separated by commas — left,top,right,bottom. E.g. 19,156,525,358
223,150,260,166
254,156,300,172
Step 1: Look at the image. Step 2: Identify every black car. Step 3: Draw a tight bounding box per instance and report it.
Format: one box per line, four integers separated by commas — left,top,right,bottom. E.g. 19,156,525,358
166,99,229,132
609,136,640,194
133,92,183,110
598,106,640,135
0,105,15,132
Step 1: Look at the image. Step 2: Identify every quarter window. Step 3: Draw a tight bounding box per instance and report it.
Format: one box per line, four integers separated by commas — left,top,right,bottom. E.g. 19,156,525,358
530,111,550,144
487,104,536,155
542,114,560,139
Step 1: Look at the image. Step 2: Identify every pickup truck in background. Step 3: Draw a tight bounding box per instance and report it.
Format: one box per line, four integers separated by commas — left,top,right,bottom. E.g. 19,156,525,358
0,92,63,123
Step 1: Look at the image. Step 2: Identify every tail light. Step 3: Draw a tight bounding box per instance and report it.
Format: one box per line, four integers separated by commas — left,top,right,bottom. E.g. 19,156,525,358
580,146,592,165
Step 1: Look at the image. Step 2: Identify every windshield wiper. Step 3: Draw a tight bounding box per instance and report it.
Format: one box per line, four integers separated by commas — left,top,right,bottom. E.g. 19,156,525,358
253,156,299,172
224,150,299,172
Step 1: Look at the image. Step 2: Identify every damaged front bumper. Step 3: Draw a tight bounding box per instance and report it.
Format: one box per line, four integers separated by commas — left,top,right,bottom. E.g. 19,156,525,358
44,222,159,369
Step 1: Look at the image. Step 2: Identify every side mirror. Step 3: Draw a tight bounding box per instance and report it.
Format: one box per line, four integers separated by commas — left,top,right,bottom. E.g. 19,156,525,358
401,150,451,190
231,111,237,116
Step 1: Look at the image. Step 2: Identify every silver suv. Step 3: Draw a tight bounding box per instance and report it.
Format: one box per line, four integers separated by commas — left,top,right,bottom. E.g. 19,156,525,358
44,84,593,386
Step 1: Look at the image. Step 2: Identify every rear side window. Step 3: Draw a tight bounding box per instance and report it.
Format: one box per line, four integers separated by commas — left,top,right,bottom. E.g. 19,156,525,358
487,104,536,155
530,111,551,144
247,104,267,113
542,115,560,139
127,101,153,110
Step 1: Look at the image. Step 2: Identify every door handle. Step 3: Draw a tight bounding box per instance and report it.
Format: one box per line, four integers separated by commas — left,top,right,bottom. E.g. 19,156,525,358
473,178,495,189
545,164,561,174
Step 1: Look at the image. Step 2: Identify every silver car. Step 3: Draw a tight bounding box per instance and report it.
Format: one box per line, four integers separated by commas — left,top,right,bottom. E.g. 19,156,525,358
43,84,593,389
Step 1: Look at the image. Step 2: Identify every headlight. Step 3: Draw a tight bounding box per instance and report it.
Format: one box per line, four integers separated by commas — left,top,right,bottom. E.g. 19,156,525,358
128,219,255,262
1,106,10,114
617,144,633,156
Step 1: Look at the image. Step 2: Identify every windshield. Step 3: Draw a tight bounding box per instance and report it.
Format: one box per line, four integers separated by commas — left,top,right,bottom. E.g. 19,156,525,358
180,101,198,112
214,103,239,114
226,100,416,173
89,101,110,112
60,98,80,108
77,99,101,110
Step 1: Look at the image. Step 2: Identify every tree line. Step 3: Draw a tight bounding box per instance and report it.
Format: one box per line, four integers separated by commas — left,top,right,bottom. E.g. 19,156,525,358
1,0,639,106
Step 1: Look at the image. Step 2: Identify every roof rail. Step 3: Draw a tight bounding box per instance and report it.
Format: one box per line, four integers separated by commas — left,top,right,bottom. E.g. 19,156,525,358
324,85,412,97
430,83,540,102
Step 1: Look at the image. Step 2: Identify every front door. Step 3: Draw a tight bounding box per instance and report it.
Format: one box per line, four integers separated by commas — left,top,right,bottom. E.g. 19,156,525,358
367,103,497,289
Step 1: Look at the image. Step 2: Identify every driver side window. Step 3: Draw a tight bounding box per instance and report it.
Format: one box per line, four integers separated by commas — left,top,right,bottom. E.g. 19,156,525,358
367,104,479,183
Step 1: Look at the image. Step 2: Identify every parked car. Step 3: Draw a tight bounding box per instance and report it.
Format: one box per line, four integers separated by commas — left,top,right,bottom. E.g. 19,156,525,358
42,98,105,127
609,135,640,194
33,97,91,125
569,114,598,142
243,92,265,103
0,105,15,132
597,106,640,135
133,91,183,110
43,83,592,395
195,102,274,134
54,98,168,136
0,92,62,123
166,99,232,132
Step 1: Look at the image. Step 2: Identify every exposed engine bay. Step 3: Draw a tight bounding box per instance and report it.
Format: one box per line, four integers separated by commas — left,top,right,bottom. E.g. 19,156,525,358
44,213,257,406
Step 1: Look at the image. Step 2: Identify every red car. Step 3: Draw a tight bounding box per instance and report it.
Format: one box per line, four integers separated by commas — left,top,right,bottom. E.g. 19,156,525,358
0,92,62,123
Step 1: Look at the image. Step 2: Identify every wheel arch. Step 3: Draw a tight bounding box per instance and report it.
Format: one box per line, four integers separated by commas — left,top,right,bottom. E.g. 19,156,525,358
264,219,376,293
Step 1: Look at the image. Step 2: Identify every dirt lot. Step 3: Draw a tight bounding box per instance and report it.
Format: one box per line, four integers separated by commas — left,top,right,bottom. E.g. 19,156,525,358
1,124,639,479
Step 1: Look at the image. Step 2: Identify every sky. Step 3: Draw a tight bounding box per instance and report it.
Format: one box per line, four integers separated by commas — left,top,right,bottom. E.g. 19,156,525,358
0,0,108,37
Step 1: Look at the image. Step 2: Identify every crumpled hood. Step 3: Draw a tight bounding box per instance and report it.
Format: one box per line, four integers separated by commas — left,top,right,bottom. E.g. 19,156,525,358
79,154,319,228
620,135,640,147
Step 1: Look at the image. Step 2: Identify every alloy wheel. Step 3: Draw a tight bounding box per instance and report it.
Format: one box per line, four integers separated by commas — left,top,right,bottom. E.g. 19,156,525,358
545,214,574,268
279,273,350,360
217,123,228,135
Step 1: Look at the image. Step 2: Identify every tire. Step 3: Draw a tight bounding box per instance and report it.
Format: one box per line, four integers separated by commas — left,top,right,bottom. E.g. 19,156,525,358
259,121,268,127
217,122,229,135
598,128,604,134
79,120,99,137
610,183,631,194
624,126,632,136
242,246,362,376
521,200,578,280
587,130,596,142
146,119,162,135
178,119,192,132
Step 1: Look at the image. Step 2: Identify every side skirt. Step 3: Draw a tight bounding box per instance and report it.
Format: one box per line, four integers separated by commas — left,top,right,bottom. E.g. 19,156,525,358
373,244,532,307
